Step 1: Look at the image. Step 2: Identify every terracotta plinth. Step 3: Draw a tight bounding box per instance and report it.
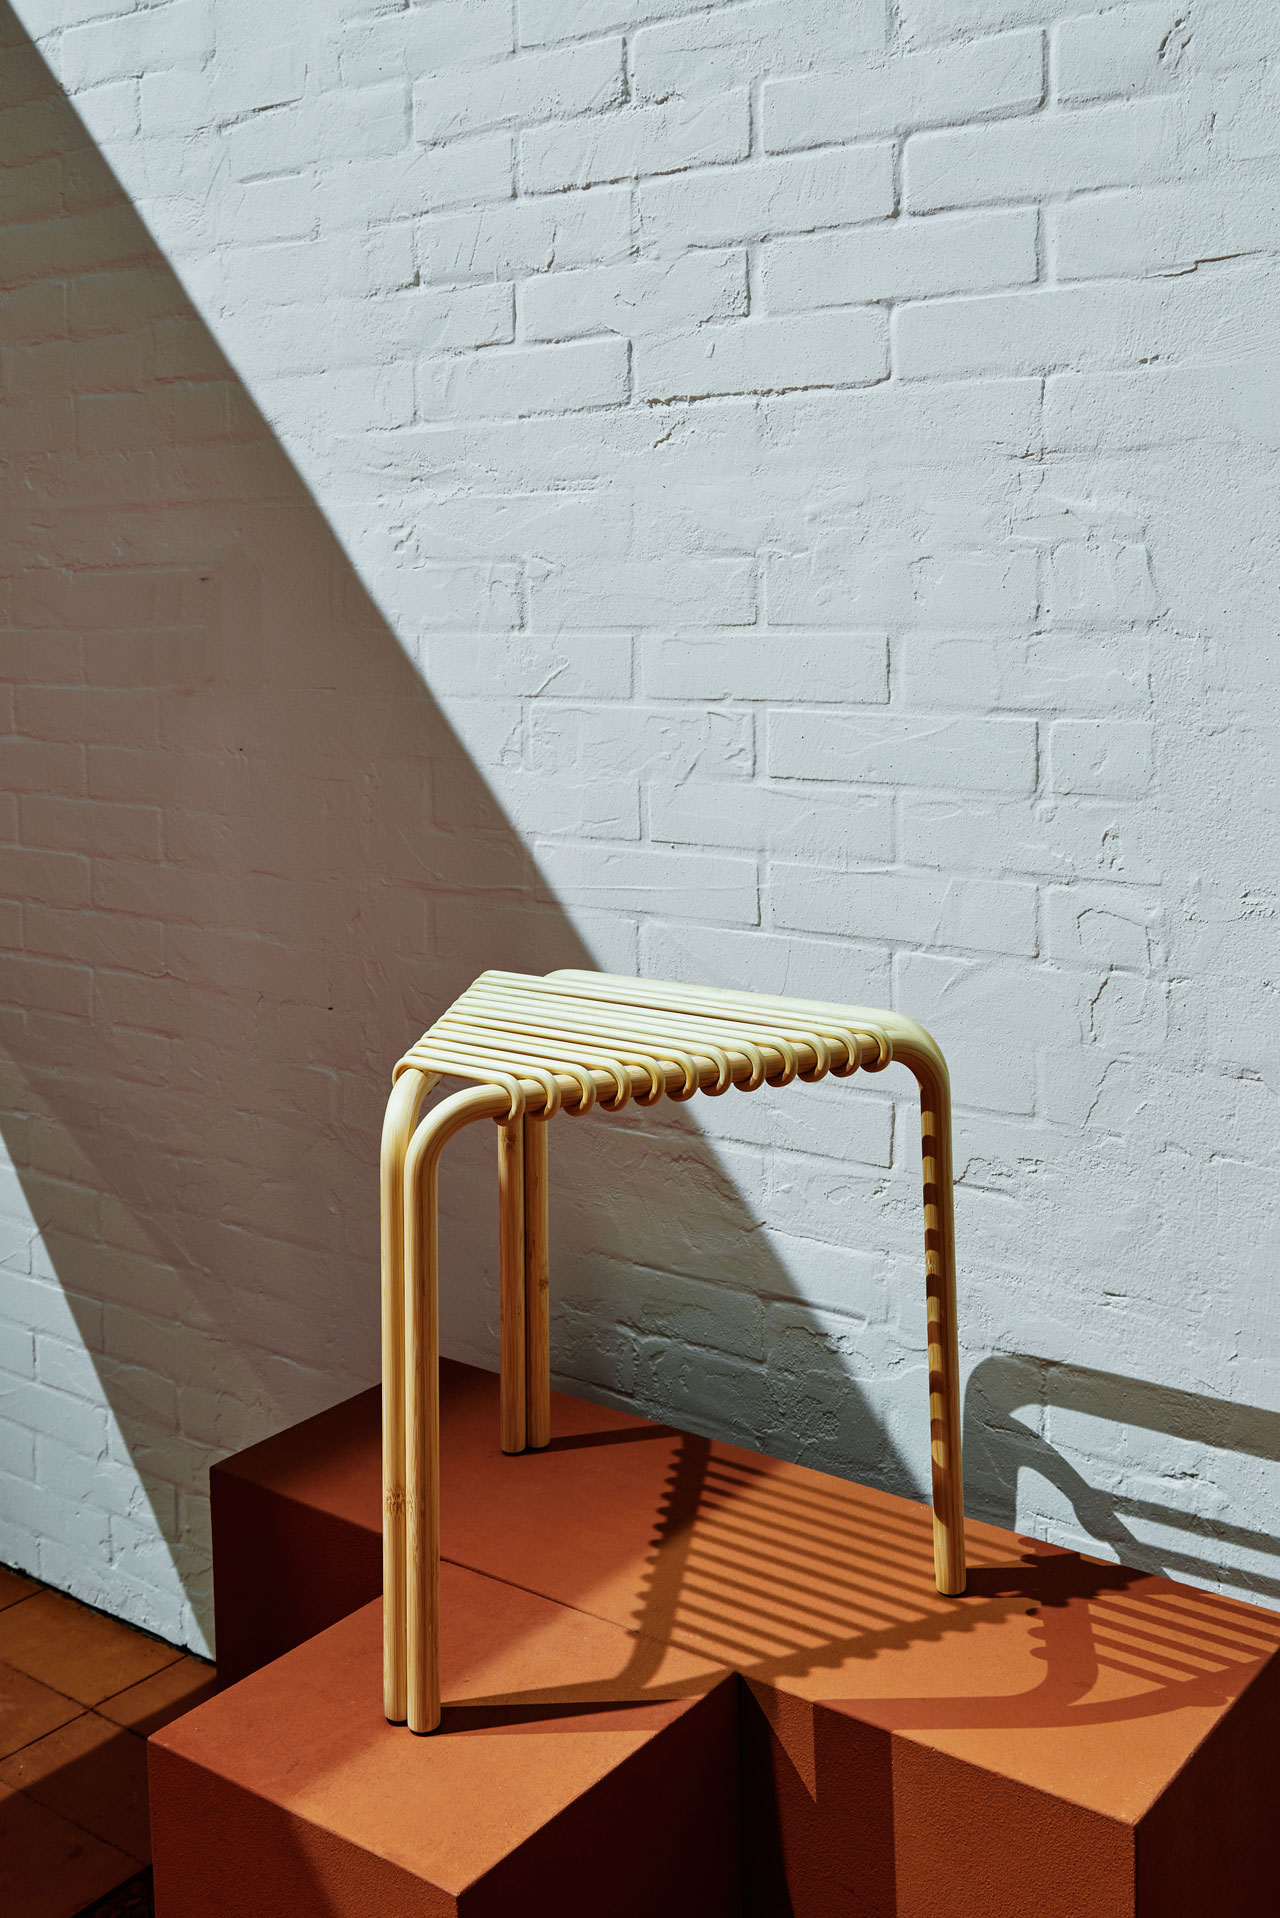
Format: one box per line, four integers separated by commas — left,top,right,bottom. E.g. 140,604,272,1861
191,1361,1280,1916
151,1570,738,1917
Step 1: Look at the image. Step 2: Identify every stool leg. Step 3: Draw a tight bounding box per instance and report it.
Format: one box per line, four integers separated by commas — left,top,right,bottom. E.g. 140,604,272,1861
498,1117,527,1455
381,1068,431,1726
404,1124,441,1734
917,1059,966,1596
524,1119,551,1451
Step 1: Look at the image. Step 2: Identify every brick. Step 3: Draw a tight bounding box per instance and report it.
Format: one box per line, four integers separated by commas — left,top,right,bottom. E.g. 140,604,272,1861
0,155,62,226
0,1381,107,1456
1054,5,1192,103
768,709,1037,794
707,1071,895,1172
519,0,704,42
68,262,177,339
1043,365,1228,453
0,954,93,1018
424,631,631,699
528,559,757,629
1048,179,1280,281
73,78,140,144
4,204,152,290
520,250,746,342
0,847,90,909
1209,60,1280,165
226,90,410,183
766,376,1043,461
404,563,522,633
0,1318,36,1390
898,947,1083,1058
631,0,887,104
413,39,625,143
0,41,50,111
337,1,515,83
649,779,894,864
419,335,629,419
904,95,1186,211
416,131,515,212
904,794,1165,888
637,310,889,403
1049,720,1155,798
16,685,158,748
1045,529,1158,626
521,92,750,193
763,30,1043,150
20,793,161,861
527,705,754,783
644,631,887,704
760,208,1039,310
770,862,1037,955
639,145,895,250
767,545,1040,630
22,906,165,975
138,64,211,141
901,0,1113,42
894,630,1151,716
60,3,213,89
418,186,631,282
0,629,84,685
208,39,306,117
893,280,1185,379
537,841,758,923
1043,882,1162,972
486,771,641,840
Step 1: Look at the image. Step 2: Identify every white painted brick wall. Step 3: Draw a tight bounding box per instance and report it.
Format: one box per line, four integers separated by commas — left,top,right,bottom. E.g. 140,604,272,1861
3,0,1280,1654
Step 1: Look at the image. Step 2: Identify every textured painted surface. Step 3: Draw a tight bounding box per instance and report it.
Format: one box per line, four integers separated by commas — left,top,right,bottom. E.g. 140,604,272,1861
1,0,1279,1652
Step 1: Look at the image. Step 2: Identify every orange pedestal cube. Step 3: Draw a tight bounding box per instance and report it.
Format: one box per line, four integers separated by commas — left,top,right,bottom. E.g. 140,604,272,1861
171,1362,1280,1917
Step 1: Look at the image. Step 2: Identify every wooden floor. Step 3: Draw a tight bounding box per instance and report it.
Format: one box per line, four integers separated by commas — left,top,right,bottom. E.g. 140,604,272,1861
0,1565,215,1918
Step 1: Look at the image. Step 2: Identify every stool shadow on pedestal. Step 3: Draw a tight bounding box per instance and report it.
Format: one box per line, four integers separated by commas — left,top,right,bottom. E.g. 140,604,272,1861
442,1421,1280,1738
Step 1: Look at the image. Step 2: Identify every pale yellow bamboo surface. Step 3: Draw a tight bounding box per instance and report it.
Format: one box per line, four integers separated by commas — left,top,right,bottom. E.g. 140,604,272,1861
384,969,965,1733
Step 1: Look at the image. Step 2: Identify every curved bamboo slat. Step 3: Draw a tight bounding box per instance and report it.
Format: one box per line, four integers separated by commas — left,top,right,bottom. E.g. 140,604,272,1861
383,969,965,1733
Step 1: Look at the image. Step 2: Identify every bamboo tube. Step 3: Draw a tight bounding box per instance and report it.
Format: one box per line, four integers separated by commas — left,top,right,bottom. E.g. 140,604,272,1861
523,1119,551,1451
906,1046,966,1596
498,1117,527,1456
379,1067,432,1725
403,1113,441,1736
402,1084,508,1734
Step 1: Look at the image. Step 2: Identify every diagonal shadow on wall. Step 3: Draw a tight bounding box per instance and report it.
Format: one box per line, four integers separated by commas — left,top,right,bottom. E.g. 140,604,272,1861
0,7,918,1653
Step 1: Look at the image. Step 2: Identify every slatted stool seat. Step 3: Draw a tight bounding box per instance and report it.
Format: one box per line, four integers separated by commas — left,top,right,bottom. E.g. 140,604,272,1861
381,969,964,1733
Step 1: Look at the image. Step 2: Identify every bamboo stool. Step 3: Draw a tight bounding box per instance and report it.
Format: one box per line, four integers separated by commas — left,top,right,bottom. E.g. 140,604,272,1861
381,969,964,1734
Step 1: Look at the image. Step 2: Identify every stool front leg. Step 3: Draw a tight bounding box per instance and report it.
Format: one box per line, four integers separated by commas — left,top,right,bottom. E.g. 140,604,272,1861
399,1084,509,1734
380,1068,433,1726
498,1117,527,1455
910,1047,966,1597
404,1118,442,1734
524,1118,551,1451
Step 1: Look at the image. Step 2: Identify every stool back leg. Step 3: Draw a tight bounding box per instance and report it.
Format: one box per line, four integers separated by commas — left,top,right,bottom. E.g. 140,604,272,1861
404,1119,442,1734
524,1119,551,1450
380,1068,432,1725
913,1052,966,1596
498,1117,527,1455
